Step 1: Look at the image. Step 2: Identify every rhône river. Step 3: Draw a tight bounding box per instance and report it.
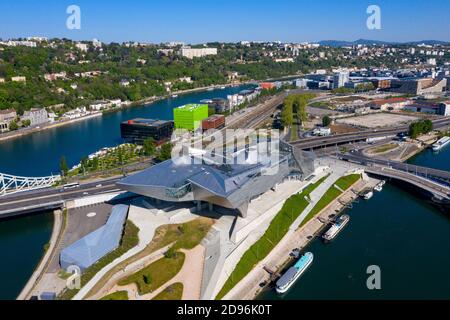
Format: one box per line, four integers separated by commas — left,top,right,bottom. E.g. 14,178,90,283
260,147,450,300
0,84,255,177
0,212,53,300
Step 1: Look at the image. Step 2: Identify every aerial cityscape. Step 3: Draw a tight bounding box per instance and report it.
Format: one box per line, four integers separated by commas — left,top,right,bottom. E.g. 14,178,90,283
0,0,449,308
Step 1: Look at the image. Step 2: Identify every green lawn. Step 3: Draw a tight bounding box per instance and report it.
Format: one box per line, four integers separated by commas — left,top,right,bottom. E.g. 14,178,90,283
298,174,361,228
215,175,329,300
58,220,140,300
152,283,183,300
100,291,129,300
290,123,299,141
118,253,185,295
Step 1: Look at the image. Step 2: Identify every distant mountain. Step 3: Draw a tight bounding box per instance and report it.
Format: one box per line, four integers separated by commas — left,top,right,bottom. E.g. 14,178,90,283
318,39,450,47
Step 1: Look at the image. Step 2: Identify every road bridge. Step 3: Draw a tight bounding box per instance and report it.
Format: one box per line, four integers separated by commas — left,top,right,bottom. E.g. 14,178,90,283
0,178,122,218
290,118,450,150
336,153,450,204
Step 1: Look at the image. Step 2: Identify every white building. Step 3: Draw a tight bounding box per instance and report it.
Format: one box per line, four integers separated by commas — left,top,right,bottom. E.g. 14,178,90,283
179,47,218,59
22,108,49,126
75,43,89,52
333,71,350,89
11,76,26,82
313,127,332,136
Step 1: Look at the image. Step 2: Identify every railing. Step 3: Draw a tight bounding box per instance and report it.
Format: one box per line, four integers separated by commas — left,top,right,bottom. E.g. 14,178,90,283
0,173,61,196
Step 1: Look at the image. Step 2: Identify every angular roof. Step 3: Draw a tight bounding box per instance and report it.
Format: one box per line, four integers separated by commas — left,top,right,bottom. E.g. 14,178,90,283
60,205,128,270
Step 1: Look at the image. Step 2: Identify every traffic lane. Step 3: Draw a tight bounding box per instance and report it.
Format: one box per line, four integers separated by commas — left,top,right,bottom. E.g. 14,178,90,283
0,177,122,204
0,184,121,211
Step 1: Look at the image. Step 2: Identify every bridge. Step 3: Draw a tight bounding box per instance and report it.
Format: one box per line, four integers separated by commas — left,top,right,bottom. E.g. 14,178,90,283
337,153,450,203
0,172,61,196
0,177,122,218
291,118,450,150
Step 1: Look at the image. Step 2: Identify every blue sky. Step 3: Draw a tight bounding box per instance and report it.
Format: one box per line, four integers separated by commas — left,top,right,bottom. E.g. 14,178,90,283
0,0,449,44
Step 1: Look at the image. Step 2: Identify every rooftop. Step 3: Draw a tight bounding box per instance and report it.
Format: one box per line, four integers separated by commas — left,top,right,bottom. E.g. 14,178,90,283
175,104,208,111
123,118,173,127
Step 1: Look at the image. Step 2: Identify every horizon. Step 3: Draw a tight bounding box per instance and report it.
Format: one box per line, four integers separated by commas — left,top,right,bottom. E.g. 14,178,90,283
1,0,450,44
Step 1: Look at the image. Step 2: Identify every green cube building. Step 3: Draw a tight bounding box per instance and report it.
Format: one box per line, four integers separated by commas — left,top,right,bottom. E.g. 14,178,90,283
173,104,209,131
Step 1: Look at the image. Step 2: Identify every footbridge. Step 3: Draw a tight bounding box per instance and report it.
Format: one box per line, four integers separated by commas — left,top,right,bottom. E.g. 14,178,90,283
0,172,61,196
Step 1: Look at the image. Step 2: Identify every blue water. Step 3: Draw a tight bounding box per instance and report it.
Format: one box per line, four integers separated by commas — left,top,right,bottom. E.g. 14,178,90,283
260,147,450,300
0,212,53,300
0,85,254,177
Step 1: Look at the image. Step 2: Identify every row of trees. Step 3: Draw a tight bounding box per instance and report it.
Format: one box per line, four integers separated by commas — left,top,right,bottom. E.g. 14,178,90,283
281,93,317,128
59,140,173,177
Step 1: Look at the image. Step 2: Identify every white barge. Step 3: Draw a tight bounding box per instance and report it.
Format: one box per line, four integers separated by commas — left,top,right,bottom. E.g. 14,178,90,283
432,137,450,152
322,214,350,242
275,252,314,294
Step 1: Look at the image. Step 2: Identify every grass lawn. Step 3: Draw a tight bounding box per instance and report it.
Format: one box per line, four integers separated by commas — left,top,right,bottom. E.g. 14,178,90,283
367,143,398,154
100,291,129,300
85,217,213,298
298,174,361,229
290,123,298,141
118,253,185,295
215,175,329,300
152,283,183,300
58,220,140,300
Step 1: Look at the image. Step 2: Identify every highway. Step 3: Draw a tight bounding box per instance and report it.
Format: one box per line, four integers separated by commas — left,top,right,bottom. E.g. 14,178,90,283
291,117,450,150
0,177,122,218
337,152,450,182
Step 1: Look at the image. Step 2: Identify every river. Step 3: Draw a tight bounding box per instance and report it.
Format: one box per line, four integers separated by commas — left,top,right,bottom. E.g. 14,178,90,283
0,211,53,300
259,147,450,300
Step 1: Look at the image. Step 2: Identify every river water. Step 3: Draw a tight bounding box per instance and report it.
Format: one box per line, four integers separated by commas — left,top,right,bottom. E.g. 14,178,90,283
0,211,53,300
260,147,450,300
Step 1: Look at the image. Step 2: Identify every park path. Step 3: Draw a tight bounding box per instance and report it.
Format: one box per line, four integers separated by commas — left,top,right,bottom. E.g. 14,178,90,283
103,245,205,300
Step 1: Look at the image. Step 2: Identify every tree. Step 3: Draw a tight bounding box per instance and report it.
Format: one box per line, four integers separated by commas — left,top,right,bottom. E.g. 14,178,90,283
143,274,151,285
143,137,156,156
80,156,89,175
21,119,31,127
409,119,434,139
157,143,173,162
164,247,178,259
60,156,69,176
8,120,19,131
322,115,332,127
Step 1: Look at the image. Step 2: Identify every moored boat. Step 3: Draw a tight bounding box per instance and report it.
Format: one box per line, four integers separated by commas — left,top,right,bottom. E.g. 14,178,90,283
322,215,350,242
432,137,450,152
363,191,374,200
275,252,314,294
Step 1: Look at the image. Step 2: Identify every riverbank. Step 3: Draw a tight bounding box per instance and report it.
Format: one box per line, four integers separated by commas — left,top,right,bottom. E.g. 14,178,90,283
222,168,379,300
0,113,103,143
17,209,64,300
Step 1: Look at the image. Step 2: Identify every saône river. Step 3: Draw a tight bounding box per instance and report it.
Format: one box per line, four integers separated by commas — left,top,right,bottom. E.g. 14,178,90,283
0,85,254,300
260,147,450,300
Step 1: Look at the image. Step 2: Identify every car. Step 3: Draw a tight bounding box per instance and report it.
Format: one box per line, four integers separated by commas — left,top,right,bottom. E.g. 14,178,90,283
83,192,89,196
96,184,102,188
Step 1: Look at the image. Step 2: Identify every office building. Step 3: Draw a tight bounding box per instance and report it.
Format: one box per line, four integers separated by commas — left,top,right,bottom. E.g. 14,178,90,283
120,118,174,145
173,104,209,131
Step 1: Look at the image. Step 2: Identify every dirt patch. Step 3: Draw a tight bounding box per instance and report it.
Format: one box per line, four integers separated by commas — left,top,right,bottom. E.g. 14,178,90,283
336,113,419,129
330,124,361,134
